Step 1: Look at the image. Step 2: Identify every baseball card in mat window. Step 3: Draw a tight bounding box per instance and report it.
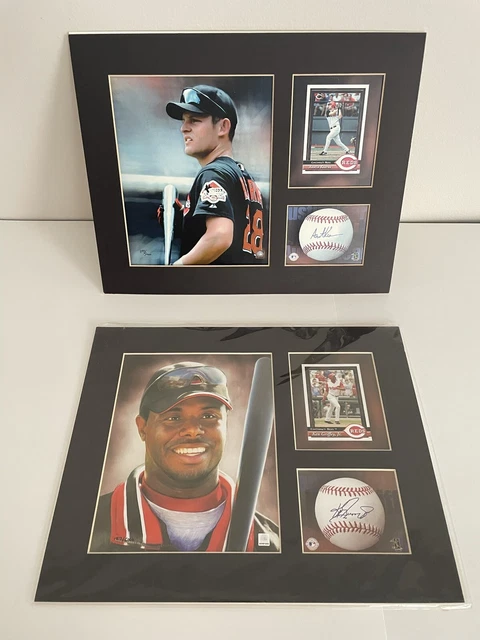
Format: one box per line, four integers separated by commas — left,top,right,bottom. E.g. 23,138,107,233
289,351,390,451
289,75,384,188
297,469,410,554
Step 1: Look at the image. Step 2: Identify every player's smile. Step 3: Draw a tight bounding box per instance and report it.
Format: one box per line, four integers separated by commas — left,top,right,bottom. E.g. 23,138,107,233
173,445,207,455
170,441,210,465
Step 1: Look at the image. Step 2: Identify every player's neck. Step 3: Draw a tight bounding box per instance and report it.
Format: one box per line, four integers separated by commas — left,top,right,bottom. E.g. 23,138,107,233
143,466,220,499
142,476,224,511
198,143,233,167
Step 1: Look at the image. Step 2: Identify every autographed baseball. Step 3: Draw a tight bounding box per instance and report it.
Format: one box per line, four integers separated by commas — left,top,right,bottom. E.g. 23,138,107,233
315,477,385,551
299,208,353,261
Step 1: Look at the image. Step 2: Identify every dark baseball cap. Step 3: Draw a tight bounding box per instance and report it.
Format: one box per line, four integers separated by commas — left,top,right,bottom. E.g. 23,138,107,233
139,362,233,418
166,85,238,132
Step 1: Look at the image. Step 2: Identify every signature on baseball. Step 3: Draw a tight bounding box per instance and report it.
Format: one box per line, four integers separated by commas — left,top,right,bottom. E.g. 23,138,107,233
310,226,340,240
329,497,375,522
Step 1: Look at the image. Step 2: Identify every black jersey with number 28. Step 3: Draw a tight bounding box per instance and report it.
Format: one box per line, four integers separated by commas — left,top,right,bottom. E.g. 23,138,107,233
180,156,266,265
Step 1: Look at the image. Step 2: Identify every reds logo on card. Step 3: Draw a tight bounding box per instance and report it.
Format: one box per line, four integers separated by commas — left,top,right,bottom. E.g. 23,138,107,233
344,423,366,439
200,180,228,204
336,156,358,171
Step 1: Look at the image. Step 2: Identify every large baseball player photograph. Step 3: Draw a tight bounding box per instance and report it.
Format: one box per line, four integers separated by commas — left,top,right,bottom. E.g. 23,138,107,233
89,352,280,553
297,469,411,555
289,74,384,188
109,75,273,267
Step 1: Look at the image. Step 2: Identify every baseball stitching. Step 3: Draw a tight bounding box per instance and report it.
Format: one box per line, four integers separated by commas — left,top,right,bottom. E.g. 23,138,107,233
320,484,374,497
303,241,348,254
306,214,349,224
322,521,382,541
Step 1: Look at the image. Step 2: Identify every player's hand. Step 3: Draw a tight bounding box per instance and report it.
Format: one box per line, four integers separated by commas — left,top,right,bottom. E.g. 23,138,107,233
156,198,184,224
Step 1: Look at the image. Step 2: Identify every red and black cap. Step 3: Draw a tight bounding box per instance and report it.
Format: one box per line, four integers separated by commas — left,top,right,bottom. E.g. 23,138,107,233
166,85,238,132
139,362,233,418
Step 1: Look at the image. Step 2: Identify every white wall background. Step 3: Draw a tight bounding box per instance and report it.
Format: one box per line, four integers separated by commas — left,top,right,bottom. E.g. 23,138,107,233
1,0,479,222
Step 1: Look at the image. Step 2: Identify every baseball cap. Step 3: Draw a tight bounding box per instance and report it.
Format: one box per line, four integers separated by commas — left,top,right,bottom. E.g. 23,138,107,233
166,85,238,132
139,362,233,418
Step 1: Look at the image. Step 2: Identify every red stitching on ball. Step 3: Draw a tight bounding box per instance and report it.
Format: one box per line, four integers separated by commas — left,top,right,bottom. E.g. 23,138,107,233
307,214,349,224
320,485,374,497
303,241,348,254
322,521,381,540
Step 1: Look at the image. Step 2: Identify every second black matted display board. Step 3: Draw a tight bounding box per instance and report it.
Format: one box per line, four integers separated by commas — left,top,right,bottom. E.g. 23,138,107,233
69,32,425,294
36,326,465,605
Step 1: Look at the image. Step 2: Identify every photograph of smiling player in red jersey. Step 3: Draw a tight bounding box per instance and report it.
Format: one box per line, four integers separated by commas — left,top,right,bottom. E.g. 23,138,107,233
89,354,280,553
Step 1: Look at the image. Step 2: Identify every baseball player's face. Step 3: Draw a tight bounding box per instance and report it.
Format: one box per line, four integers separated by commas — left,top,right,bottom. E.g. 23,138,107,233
138,396,227,490
180,113,224,160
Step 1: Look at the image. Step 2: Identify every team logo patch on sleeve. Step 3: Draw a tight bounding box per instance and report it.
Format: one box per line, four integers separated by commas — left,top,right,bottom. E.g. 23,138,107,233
183,196,191,216
200,180,228,204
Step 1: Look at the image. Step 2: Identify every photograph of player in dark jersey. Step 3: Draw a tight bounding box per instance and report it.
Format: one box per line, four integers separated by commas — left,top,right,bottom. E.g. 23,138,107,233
109,76,273,266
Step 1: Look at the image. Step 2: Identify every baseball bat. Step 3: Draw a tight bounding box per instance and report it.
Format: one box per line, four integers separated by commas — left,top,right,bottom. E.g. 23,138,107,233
162,184,177,265
225,356,275,551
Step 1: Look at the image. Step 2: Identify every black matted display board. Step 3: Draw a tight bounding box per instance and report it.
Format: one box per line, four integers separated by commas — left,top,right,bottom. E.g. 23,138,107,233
69,32,425,294
36,326,465,605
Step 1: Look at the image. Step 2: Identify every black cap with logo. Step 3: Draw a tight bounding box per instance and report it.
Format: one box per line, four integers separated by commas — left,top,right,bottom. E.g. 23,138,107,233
139,362,233,418
166,85,238,134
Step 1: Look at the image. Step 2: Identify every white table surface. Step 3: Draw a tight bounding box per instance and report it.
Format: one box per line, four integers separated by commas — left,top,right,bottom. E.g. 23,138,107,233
1,221,478,639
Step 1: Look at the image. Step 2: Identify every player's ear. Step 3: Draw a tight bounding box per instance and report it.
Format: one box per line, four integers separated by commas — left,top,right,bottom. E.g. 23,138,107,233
136,414,147,441
218,117,231,138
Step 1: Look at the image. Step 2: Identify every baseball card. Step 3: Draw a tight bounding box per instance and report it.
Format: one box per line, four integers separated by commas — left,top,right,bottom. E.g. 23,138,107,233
109,75,273,267
302,364,371,441
289,75,384,188
302,84,368,174
285,204,369,266
297,469,411,555
88,352,281,553
289,351,390,451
